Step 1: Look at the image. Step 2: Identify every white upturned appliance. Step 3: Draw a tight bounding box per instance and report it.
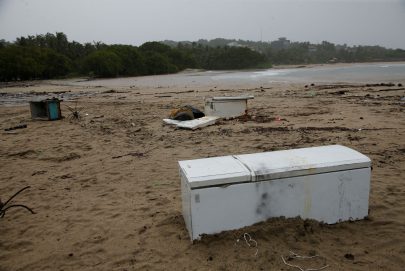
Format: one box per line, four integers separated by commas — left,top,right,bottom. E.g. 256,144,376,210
204,96,254,118
179,145,371,240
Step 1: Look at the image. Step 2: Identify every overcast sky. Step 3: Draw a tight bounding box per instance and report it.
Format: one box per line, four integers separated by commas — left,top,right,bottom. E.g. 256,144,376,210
0,0,404,49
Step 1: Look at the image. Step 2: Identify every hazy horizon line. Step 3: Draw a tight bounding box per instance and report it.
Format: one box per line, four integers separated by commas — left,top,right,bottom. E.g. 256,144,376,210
2,33,404,50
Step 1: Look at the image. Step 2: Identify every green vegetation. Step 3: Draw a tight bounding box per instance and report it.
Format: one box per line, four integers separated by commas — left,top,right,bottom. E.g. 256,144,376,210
0,33,266,81
165,38,405,65
1,33,405,81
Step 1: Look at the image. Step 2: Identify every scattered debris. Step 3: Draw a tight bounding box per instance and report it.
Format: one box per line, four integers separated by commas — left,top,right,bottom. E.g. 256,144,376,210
236,114,285,123
165,104,215,129
65,101,82,122
169,107,194,121
169,105,205,121
378,88,405,92
102,89,129,94
281,250,329,271
185,105,205,119
332,90,347,95
155,95,172,98
344,253,355,260
308,91,316,97
103,89,118,93
246,126,392,135
112,146,159,159
365,83,395,87
163,116,219,130
0,90,97,106
164,96,254,129
4,124,27,131
0,186,35,218
32,170,47,176
158,89,195,95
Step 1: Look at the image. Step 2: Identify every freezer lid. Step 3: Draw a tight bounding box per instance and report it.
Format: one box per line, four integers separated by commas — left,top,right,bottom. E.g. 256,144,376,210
234,145,371,182
179,155,251,189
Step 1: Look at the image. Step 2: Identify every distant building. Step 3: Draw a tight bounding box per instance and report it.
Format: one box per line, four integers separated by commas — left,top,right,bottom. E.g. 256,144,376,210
347,46,358,53
308,45,317,52
328,57,338,63
270,37,291,50
335,44,347,51
227,41,244,48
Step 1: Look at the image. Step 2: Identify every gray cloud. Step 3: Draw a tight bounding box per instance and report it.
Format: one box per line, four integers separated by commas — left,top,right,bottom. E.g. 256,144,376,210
0,0,404,48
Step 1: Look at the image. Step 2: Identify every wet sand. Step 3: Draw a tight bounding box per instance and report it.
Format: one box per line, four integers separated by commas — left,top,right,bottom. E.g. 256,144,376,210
0,75,404,270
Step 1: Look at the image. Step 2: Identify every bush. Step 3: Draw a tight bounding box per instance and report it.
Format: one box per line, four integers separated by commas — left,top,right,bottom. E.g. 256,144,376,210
108,45,145,76
82,50,122,77
40,49,72,78
144,52,177,75
0,46,43,80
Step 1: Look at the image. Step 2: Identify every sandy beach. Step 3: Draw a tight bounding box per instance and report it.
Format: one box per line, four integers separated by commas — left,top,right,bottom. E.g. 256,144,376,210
0,69,404,270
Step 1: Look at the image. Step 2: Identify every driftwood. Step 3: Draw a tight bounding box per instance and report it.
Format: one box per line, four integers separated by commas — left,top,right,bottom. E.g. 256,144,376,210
4,124,27,131
0,186,35,218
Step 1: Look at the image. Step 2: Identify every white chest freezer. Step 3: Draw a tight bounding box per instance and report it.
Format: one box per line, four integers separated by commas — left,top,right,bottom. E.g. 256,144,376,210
179,145,371,240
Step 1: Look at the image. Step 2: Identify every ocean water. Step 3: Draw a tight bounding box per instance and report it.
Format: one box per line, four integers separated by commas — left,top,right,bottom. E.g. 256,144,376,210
2,62,404,106
211,63,405,83
66,62,405,88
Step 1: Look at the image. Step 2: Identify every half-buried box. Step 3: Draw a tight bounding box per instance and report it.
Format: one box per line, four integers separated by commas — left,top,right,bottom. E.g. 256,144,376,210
30,98,62,120
179,145,371,240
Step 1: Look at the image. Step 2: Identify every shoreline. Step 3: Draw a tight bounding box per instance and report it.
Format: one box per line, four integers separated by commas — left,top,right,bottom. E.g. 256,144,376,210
272,60,405,69
1,61,405,90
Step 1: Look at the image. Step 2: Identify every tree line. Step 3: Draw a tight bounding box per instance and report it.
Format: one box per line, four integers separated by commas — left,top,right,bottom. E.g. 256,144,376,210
0,32,266,81
165,38,405,65
1,33,404,81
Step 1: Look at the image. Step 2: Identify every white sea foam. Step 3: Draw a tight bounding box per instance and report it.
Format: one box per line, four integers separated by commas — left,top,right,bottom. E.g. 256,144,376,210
250,69,292,78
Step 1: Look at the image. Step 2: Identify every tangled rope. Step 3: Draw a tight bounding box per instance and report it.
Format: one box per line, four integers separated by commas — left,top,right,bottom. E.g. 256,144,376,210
281,250,329,271
236,232,259,256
